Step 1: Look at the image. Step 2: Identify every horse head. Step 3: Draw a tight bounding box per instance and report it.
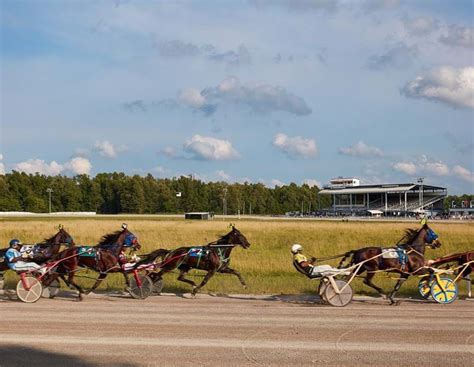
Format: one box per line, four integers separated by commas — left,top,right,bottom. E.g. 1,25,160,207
117,223,141,251
215,225,251,249
403,220,441,250
41,225,75,248
56,225,75,248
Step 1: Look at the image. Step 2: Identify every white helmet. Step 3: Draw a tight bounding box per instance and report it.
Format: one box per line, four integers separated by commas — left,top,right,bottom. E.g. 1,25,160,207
291,244,303,254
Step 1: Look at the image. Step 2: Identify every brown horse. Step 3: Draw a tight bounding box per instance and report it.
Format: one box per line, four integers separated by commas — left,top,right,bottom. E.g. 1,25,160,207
427,251,474,297
135,226,251,296
0,226,75,273
52,224,141,300
338,222,441,304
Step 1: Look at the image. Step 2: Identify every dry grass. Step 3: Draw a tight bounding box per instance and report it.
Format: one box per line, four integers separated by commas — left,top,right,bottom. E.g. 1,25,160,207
1,217,473,296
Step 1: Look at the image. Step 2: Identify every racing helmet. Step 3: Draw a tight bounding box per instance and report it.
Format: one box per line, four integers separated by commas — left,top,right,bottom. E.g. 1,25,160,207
291,244,303,254
9,239,22,248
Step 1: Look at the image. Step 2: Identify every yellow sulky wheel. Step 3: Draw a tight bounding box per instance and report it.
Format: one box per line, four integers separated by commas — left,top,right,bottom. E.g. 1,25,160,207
430,277,458,304
418,278,432,299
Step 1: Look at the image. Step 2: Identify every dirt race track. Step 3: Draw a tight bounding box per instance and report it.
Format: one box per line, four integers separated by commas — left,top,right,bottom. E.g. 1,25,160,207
0,292,473,367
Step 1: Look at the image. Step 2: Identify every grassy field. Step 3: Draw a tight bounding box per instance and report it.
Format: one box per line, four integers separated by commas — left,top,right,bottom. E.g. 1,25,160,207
1,217,473,297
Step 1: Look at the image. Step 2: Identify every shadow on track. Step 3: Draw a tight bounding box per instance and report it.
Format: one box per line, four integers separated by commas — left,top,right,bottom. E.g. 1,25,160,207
0,346,135,367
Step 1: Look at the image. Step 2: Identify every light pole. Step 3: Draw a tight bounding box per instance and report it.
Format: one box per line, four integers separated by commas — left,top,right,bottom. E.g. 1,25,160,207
222,188,228,216
417,177,424,210
46,188,53,214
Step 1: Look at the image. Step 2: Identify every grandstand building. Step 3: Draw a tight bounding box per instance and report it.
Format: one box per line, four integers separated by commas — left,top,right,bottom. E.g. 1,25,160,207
318,177,447,216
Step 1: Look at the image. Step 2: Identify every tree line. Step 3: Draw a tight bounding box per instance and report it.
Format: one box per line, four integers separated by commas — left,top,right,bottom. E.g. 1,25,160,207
0,172,331,215
0,172,470,215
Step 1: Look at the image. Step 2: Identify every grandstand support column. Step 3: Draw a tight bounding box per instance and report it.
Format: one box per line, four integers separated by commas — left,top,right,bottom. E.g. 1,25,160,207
350,194,352,211
404,192,407,216
367,193,369,209
333,194,335,212
385,192,388,212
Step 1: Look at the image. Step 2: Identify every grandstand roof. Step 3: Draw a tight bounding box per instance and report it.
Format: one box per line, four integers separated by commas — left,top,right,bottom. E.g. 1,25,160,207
319,183,446,195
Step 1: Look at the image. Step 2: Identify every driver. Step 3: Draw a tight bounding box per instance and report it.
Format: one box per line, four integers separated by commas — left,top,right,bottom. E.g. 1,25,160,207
5,239,45,274
291,244,333,276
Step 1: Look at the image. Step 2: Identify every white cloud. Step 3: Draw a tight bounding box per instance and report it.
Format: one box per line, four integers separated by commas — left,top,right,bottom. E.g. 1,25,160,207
14,157,91,176
178,88,206,109
177,76,311,116
303,179,322,188
339,141,383,158
393,156,451,178
273,133,317,159
14,159,64,176
403,17,437,36
402,66,474,109
94,140,126,159
184,135,240,161
270,179,285,187
392,162,417,175
65,157,92,175
452,165,474,184
439,25,474,48
423,161,450,176
216,170,231,181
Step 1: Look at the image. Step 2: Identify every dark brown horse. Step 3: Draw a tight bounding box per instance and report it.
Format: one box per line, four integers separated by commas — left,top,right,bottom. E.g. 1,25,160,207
135,226,251,296
52,224,141,300
338,222,442,304
0,226,75,273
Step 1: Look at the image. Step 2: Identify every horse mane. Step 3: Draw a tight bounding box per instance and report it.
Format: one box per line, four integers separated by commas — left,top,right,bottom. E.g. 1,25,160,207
97,230,123,246
399,228,421,246
207,229,234,246
37,233,60,246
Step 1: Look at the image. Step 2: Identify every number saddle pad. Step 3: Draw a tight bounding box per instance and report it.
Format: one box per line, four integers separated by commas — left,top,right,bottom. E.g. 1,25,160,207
381,248,407,265
77,246,97,257
187,247,208,257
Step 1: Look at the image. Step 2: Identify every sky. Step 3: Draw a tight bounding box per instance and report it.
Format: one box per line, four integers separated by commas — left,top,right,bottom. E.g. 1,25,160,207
0,0,473,194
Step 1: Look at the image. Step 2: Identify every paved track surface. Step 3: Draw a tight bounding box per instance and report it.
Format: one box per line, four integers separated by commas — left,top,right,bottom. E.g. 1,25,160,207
1,292,473,367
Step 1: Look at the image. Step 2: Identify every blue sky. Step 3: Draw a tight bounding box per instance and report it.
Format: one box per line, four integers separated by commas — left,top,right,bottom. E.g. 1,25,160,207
1,0,473,194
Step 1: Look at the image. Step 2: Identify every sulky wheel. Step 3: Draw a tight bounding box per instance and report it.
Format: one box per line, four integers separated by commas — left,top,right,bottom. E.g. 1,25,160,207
16,276,43,303
152,278,164,295
430,277,458,304
41,279,60,299
324,279,353,307
418,278,432,299
128,274,153,299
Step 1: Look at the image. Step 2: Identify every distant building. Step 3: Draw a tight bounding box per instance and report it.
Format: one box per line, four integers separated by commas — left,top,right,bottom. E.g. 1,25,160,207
318,178,447,216
185,212,213,220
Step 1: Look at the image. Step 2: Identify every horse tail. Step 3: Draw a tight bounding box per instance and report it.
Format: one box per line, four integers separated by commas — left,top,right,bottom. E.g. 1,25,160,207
134,249,170,268
338,250,355,269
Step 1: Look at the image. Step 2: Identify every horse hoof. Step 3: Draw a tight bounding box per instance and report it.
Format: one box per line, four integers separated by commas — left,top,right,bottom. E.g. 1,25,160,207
242,285,247,289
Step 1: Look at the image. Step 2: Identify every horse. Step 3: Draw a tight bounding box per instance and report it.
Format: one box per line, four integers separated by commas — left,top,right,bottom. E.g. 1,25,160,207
135,225,251,296
427,251,474,297
0,225,75,273
51,224,141,300
337,221,442,304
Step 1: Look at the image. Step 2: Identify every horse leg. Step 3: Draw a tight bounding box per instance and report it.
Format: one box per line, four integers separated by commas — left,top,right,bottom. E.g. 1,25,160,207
122,271,130,292
177,270,198,293
466,274,472,298
85,273,107,295
363,272,386,299
388,275,408,305
63,273,85,301
219,267,247,288
192,269,216,296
